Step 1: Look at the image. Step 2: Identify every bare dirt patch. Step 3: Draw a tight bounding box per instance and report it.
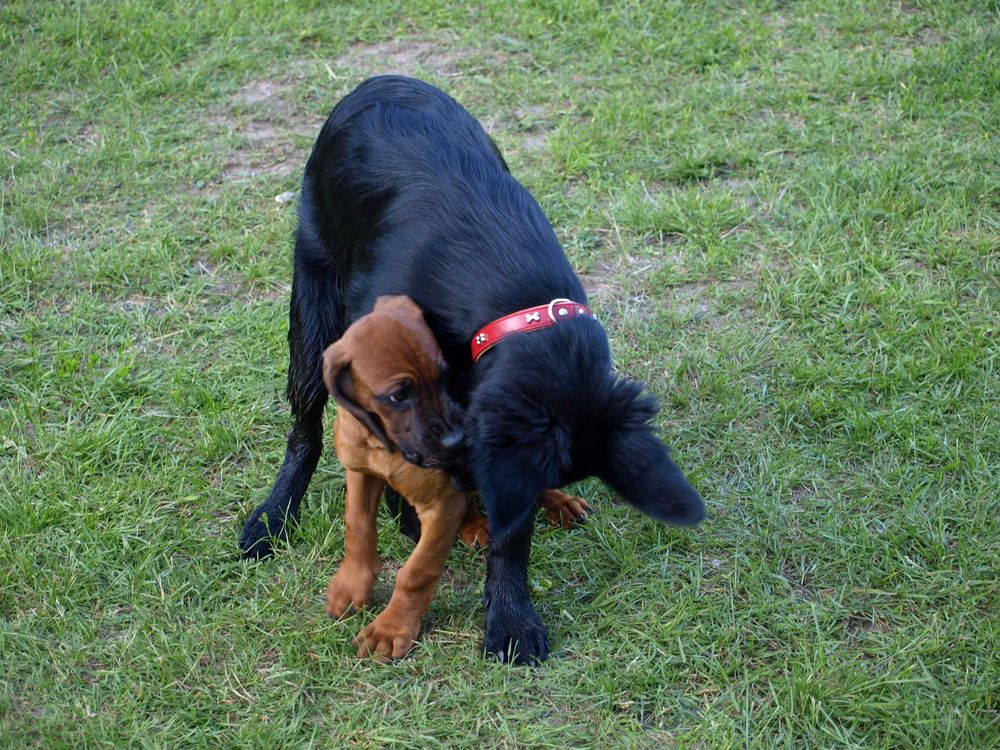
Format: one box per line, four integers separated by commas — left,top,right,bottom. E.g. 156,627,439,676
221,151,299,182
244,122,281,142
332,37,498,79
208,68,321,186
236,80,291,107
215,112,305,183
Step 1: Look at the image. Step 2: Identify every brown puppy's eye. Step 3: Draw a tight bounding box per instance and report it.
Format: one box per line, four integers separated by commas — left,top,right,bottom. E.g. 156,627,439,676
387,387,410,404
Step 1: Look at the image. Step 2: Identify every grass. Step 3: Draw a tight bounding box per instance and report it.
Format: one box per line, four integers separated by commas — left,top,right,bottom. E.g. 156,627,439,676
1,0,998,747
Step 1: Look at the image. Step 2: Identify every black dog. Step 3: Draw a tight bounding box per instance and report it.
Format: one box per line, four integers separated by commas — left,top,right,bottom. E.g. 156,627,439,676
240,75,705,665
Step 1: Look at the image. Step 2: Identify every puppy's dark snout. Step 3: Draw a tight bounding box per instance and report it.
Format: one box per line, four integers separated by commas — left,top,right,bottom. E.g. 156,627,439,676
440,428,464,450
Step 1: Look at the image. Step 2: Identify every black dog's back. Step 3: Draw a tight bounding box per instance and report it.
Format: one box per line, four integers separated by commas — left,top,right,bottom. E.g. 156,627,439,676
315,75,482,142
300,76,585,364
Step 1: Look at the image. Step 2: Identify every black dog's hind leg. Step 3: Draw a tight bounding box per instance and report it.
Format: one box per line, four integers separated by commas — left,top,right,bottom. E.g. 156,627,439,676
239,247,342,559
382,488,422,543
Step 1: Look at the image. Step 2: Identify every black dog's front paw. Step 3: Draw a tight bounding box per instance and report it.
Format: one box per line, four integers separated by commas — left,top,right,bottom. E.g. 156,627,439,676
483,602,549,666
238,506,293,560
238,515,277,560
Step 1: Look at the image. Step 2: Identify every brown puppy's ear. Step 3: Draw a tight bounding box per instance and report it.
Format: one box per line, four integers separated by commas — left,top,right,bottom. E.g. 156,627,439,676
373,295,424,323
321,343,395,451
373,296,446,368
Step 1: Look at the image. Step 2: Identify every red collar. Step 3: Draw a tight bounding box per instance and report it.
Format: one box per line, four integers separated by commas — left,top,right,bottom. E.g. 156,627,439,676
470,298,596,363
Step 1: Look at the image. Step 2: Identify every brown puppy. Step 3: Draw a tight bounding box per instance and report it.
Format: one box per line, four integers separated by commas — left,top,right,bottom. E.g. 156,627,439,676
322,296,589,661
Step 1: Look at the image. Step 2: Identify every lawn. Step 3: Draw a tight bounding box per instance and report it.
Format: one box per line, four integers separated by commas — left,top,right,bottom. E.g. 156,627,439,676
1,1,998,747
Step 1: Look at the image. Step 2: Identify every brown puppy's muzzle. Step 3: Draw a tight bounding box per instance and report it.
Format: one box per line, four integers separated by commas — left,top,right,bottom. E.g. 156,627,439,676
398,384,466,470
404,392,466,470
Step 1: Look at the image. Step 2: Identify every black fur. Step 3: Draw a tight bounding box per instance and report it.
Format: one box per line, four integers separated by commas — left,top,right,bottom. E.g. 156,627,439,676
239,76,705,664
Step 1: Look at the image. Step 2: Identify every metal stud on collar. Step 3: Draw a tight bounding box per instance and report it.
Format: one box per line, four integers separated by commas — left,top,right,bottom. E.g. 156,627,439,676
546,297,573,322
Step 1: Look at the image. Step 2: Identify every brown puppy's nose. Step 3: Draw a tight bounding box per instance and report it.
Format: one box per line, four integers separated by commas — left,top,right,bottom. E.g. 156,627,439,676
440,428,464,450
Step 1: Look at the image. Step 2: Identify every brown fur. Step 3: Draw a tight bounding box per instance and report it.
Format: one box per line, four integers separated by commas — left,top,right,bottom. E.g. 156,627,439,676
322,296,590,661
327,408,468,661
538,489,592,530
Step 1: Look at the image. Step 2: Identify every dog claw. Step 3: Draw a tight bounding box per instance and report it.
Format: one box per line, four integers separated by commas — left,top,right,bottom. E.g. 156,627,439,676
326,565,377,619
238,522,275,559
483,609,549,666
353,614,419,662
538,491,593,530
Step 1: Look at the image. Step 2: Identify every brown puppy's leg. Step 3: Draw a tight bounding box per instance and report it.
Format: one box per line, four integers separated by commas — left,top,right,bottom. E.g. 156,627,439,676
354,497,467,662
458,503,490,549
326,470,385,618
538,489,592,529
459,490,592,548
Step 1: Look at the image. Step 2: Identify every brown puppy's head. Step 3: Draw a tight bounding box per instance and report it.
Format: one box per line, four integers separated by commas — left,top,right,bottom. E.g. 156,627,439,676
322,295,465,469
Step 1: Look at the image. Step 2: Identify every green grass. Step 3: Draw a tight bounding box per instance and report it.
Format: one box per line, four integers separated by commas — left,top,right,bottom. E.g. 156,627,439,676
2,0,998,747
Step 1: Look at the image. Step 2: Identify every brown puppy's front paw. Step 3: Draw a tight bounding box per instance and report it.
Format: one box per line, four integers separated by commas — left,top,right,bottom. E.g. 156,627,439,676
326,564,377,619
353,611,420,662
538,490,592,529
459,513,490,549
